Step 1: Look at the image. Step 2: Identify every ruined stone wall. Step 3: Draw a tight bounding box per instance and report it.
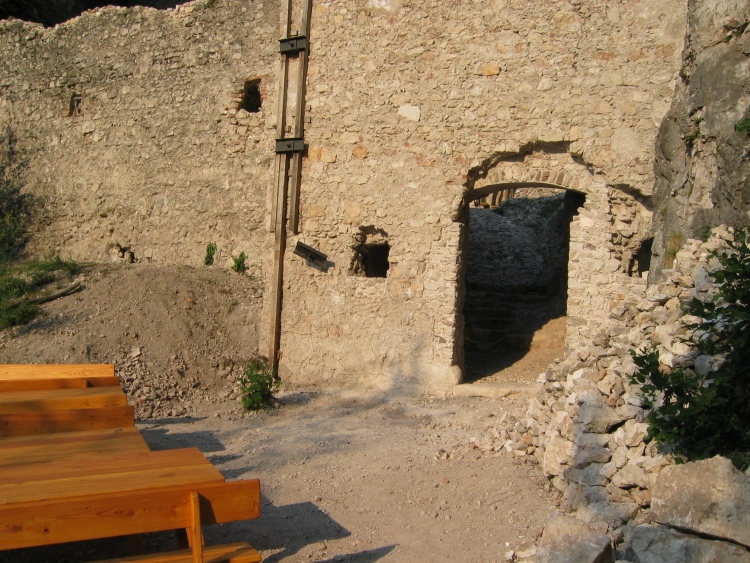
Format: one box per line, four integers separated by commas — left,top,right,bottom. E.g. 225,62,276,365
0,1,279,277
275,0,687,389
1,0,688,390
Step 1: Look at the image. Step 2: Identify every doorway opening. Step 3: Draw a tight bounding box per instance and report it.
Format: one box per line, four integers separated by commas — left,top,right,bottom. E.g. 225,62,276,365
462,188,584,383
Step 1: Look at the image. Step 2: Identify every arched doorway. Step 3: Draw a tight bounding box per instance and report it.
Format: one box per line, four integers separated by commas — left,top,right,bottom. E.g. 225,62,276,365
460,185,584,383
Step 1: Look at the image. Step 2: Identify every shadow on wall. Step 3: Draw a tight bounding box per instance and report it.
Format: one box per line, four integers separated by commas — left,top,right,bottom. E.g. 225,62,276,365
0,1,193,27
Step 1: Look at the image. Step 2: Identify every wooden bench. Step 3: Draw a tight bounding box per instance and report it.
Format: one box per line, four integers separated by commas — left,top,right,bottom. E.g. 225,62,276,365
0,364,262,563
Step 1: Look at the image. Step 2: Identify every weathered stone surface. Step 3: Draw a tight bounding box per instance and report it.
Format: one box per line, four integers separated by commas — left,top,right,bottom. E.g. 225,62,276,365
650,0,750,280
543,436,576,477
612,464,649,490
652,456,750,548
577,501,639,529
537,515,614,563
620,524,750,563
578,402,624,433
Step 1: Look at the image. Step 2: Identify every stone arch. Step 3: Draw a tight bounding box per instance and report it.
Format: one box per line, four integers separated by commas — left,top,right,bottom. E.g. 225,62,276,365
467,150,597,200
454,149,624,384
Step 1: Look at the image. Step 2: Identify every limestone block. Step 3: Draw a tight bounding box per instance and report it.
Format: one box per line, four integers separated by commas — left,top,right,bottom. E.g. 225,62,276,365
476,63,501,76
578,402,625,433
620,524,750,563
577,501,639,529
566,463,609,487
652,456,750,548
397,104,421,122
536,514,613,563
612,464,650,490
543,436,576,477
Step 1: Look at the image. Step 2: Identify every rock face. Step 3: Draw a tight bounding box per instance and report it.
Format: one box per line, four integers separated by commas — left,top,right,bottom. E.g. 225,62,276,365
650,0,750,279
619,525,750,563
652,456,750,548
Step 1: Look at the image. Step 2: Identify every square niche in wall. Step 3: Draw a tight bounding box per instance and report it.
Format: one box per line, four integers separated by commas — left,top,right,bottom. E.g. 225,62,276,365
238,79,262,113
351,226,390,278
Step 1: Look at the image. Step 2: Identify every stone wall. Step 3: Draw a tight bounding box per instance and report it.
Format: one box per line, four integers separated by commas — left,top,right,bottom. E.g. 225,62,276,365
275,0,687,389
0,1,279,277
1,0,688,390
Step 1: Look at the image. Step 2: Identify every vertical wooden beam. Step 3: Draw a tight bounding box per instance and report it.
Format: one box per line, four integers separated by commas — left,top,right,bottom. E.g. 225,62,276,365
289,0,314,235
269,0,299,373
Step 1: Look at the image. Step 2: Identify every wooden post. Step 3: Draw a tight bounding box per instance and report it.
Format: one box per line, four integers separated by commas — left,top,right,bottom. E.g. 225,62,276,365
269,0,313,373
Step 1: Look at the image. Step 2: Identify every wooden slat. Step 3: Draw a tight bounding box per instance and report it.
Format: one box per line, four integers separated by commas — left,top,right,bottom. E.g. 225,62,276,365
0,376,121,392
98,542,262,563
0,433,149,465
0,426,144,450
0,405,135,437
0,387,127,414
0,479,261,550
0,364,115,381
0,461,224,504
0,448,210,485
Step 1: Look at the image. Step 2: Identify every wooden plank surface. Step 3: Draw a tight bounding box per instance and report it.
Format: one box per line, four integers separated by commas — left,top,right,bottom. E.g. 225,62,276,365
0,387,127,414
0,479,261,550
98,542,262,563
0,427,149,464
0,364,115,381
0,376,121,392
0,405,135,437
0,460,225,504
0,447,210,485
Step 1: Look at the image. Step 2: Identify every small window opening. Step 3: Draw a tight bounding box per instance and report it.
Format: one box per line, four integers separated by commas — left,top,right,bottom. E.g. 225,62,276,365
351,226,390,278
68,93,82,117
360,244,390,278
629,238,653,278
238,79,262,113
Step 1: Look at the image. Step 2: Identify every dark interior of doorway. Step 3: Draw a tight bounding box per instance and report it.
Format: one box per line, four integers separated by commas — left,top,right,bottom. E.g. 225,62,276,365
462,190,585,383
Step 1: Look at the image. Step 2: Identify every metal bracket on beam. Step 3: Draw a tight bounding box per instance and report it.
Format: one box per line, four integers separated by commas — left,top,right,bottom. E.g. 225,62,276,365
279,36,307,55
275,138,305,154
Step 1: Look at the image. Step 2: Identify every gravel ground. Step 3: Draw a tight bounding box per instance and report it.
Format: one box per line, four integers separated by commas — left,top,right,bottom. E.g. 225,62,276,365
0,264,557,562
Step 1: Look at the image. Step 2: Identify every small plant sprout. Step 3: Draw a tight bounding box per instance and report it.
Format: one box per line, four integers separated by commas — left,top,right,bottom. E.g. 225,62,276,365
232,252,247,273
204,243,217,266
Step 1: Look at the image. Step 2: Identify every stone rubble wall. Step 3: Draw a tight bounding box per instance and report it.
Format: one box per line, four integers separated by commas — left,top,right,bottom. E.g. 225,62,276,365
0,0,279,278
1,0,688,390
279,0,686,388
482,227,738,537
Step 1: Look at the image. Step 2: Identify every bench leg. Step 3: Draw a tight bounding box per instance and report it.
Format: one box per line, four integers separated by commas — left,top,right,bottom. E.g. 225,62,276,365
188,492,204,563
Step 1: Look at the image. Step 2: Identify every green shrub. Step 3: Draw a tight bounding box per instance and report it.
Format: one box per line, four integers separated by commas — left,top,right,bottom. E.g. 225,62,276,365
238,358,280,410
231,252,247,273
631,228,750,470
204,242,217,266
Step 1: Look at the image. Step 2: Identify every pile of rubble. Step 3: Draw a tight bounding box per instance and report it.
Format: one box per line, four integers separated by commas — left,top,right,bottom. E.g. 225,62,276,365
475,226,750,561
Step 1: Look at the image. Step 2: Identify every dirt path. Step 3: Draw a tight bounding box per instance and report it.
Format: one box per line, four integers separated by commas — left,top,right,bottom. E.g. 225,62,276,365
0,265,556,562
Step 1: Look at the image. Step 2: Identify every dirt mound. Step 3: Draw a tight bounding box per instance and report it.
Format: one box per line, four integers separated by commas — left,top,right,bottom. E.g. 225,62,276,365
0,263,263,418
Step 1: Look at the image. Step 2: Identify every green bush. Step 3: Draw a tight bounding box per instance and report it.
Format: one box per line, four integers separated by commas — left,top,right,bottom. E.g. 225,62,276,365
631,228,750,470
238,358,280,410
